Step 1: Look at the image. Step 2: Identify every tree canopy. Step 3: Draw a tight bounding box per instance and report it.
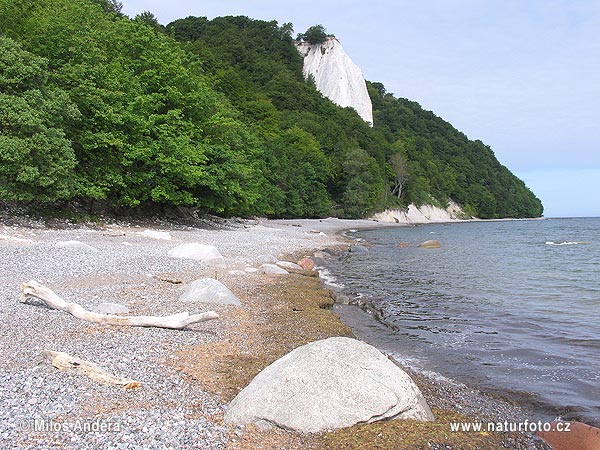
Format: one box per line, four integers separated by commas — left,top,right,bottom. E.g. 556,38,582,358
0,36,79,202
296,24,329,44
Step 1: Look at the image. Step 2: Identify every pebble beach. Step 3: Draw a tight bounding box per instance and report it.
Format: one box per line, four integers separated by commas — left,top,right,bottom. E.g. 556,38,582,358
0,216,551,449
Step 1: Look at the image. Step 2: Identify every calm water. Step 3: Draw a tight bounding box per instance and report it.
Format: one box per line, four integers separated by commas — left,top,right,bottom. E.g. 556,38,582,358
327,218,600,425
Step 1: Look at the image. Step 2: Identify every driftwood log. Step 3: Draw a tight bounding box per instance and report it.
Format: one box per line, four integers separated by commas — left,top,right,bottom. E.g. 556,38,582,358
44,350,141,389
20,280,219,330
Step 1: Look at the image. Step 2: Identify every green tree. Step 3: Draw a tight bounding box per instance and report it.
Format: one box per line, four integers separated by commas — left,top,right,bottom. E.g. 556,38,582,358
339,148,385,218
91,0,122,15
388,142,410,199
264,127,331,217
2,0,269,215
0,36,79,202
299,24,328,44
134,11,163,33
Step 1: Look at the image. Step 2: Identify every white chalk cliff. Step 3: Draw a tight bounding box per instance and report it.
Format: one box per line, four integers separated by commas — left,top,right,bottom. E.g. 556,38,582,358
372,201,469,224
295,37,373,125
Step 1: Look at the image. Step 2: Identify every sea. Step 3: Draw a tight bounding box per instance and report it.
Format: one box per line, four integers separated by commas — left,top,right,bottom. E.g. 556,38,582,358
325,217,600,426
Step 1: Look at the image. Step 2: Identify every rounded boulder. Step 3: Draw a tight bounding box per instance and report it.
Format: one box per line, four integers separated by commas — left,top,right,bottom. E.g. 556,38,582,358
225,337,434,433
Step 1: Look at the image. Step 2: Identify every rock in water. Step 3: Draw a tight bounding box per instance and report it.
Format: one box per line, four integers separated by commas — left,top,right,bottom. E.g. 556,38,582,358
419,239,441,249
179,278,241,306
295,37,373,125
168,243,225,267
225,337,434,433
348,245,369,253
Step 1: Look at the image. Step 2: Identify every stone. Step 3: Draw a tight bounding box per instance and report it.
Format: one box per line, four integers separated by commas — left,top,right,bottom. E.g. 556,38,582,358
179,278,241,306
225,337,434,433
55,241,99,252
538,421,600,450
168,243,225,267
396,242,410,248
298,257,315,271
257,264,288,275
138,230,172,240
330,291,351,305
276,261,303,271
228,270,247,276
256,254,277,264
348,245,369,253
419,240,441,249
91,303,130,315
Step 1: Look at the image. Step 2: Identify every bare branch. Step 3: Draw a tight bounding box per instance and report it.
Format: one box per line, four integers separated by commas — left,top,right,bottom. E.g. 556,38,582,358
20,280,219,330
44,350,141,389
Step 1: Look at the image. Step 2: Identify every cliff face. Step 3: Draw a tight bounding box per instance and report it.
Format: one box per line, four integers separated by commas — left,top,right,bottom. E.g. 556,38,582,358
295,37,373,125
372,201,469,224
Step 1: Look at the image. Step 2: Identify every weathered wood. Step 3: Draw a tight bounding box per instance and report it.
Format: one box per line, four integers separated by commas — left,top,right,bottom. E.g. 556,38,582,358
20,280,219,329
154,274,183,284
43,350,141,389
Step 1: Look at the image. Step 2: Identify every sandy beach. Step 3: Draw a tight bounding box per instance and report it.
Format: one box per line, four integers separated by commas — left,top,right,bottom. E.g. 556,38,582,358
0,216,550,449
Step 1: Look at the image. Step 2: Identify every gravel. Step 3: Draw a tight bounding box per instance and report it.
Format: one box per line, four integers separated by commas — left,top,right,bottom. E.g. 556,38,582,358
2,215,522,449
0,218,350,449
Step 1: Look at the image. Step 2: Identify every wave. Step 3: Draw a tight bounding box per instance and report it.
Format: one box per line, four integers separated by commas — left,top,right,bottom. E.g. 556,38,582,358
545,241,590,246
316,267,345,289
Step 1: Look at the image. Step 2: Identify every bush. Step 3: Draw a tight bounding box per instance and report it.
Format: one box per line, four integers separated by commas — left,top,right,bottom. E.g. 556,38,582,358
298,25,328,45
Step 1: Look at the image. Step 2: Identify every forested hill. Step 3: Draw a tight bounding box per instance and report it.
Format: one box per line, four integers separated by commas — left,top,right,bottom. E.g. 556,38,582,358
368,86,544,218
0,0,543,219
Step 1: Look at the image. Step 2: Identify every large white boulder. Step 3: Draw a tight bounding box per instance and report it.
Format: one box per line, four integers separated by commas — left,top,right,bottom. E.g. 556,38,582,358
225,337,434,432
168,243,225,268
179,278,241,306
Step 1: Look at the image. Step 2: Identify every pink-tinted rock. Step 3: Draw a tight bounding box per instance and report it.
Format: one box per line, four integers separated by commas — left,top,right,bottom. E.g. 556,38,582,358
298,257,315,271
538,421,600,450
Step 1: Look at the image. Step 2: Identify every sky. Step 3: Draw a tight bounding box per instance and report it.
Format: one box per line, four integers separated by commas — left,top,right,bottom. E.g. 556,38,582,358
120,0,599,217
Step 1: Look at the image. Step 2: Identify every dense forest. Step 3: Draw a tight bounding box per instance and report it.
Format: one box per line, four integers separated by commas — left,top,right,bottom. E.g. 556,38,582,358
0,0,543,219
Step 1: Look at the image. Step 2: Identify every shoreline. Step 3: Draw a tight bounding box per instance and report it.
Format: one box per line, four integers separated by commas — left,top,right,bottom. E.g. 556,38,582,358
0,217,551,449
325,219,600,430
